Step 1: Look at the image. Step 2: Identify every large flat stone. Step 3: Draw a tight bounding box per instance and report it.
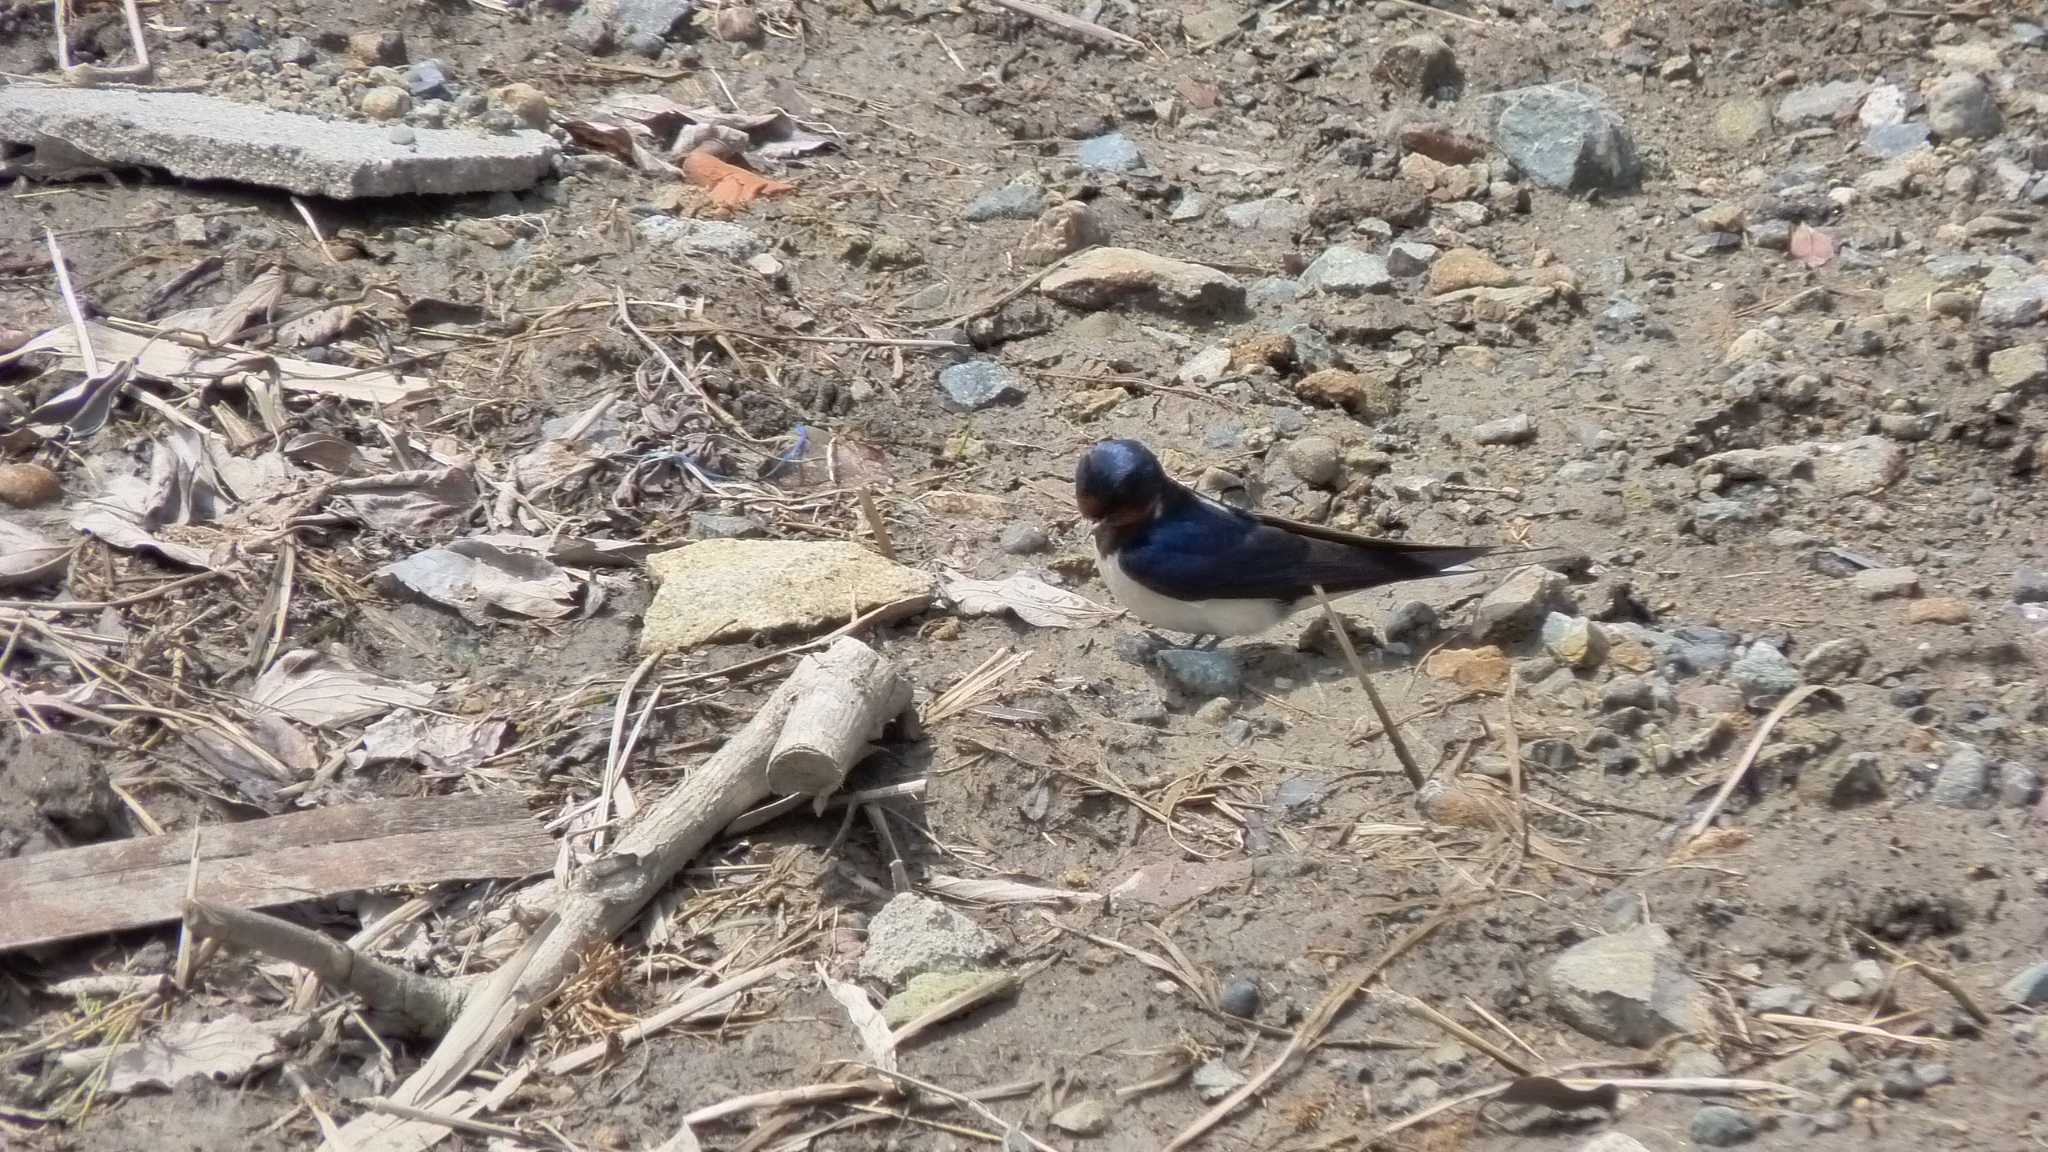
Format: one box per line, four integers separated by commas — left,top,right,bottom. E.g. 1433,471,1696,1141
640,539,934,653
1039,247,1245,316
0,86,556,199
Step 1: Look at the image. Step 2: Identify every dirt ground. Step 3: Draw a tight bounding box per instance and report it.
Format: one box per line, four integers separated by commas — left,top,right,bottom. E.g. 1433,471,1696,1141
4,0,2048,1148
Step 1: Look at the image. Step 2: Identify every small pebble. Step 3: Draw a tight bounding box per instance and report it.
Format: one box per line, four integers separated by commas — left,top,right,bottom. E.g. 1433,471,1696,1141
1218,975,1261,1017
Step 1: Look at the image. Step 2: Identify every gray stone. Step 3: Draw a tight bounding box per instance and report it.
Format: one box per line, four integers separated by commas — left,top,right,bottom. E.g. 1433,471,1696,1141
2016,567,2048,604
1800,638,1867,682
1192,1059,1248,1101
1284,435,1342,487
1385,241,1439,277
1861,121,1932,158
0,86,556,199
1076,131,1143,172
2017,21,2047,48
1989,345,2048,390
1300,245,1394,296
274,36,314,64
405,60,451,98
689,512,765,539
1384,600,1440,645
1860,83,1909,128
2002,960,2048,1005
1485,83,1640,191
1541,612,1605,667
1474,566,1574,641
563,6,615,53
1218,975,1260,1016
1933,745,1991,807
1691,1105,1760,1147
1830,754,1886,807
1375,33,1460,96
1747,985,1813,1015
1222,197,1307,232
1547,924,1711,1047
1577,1136,1651,1152
614,0,694,36
1776,80,1871,126
1768,1039,1856,1092
1980,276,2048,326
938,360,1027,411
1730,641,1801,698
1000,523,1051,554
963,180,1046,221
1154,649,1243,697
1927,73,2002,141
859,892,998,985
1852,567,1920,600
635,215,762,258
1472,413,1537,445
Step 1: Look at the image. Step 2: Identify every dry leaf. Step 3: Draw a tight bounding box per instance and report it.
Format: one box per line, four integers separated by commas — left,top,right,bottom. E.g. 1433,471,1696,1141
71,1013,306,1095
464,533,650,567
328,467,479,535
378,540,581,621
926,874,1104,906
1107,858,1255,909
0,518,71,587
1423,645,1509,689
818,965,896,1073
350,710,510,773
249,649,434,729
276,304,358,350
940,570,1121,629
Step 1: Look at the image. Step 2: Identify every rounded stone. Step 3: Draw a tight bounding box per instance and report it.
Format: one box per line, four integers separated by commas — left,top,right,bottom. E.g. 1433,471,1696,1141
360,86,412,121
1218,975,1261,1017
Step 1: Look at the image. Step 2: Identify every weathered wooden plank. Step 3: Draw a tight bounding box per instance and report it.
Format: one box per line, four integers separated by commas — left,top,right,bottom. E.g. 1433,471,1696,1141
0,795,554,952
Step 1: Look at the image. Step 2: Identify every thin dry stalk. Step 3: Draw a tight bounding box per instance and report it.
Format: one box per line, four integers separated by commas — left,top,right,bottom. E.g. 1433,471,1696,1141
859,1067,1064,1152
1162,906,1459,1151
1852,929,1990,1026
683,1079,895,1126
856,487,895,560
1312,586,1424,791
44,229,98,378
978,0,1141,49
921,647,1028,727
1754,1012,1942,1048
1680,685,1830,845
1382,990,1529,1076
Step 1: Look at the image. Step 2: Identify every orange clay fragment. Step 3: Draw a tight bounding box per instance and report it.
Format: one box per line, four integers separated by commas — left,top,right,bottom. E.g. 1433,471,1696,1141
679,148,793,207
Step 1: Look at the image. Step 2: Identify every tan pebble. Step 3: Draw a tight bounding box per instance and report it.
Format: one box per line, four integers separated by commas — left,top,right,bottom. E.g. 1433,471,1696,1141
490,82,551,129
0,462,60,508
1906,597,1972,625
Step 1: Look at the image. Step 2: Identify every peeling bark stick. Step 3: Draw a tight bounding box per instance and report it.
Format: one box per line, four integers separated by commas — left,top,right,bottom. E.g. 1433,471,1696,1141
387,637,909,1109
186,900,466,1038
768,641,911,801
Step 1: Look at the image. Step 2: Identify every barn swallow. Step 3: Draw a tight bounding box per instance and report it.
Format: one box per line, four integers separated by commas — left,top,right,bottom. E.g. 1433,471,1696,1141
1075,438,1493,643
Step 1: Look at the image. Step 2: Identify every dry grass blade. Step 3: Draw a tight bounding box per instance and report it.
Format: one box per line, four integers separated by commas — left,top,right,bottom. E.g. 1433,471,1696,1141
1680,685,1832,846
1851,928,1990,1026
1162,906,1458,1151
1754,1012,1943,1048
820,963,897,1073
1312,585,1424,791
1381,989,1529,1076
1045,913,1214,1010
921,647,1028,727
858,1066,1065,1152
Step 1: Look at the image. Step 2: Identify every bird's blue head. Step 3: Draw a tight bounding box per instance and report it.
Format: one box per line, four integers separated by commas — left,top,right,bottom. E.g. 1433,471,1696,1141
1075,438,1167,526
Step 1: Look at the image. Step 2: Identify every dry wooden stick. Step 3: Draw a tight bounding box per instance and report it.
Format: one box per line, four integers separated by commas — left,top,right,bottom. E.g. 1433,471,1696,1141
1680,685,1831,845
1381,989,1529,1076
1851,929,1990,1025
186,900,466,1037
978,0,1140,50
374,638,909,1113
856,487,895,560
1313,586,1425,791
1162,906,1458,1151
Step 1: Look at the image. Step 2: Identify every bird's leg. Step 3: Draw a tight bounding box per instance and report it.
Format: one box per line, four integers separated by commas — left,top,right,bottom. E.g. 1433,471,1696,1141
1141,629,1177,650
1192,633,1223,650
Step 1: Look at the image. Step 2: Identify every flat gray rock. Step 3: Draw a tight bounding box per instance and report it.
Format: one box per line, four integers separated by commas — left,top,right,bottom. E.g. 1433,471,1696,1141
0,85,556,199
1484,83,1639,191
859,892,999,985
1547,923,1711,1047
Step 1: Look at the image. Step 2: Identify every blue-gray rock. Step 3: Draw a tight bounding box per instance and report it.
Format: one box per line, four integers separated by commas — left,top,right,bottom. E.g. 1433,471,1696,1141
1300,245,1393,296
1776,80,1871,126
623,30,664,56
1927,73,2001,141
1547,923,1710,1045
1747,985,1813,1015
1272,776,1324,816
1730,641,1801,698
1222,197,1307,232
2004,763,2043,807
1932,745,1991,807
1385,241,1439,277
1691,1105,1760,1147
999,523,1050,554
938,360,1026,411
1980,276,2048,326
964,180,1046,222
1153,648,1243,697
1076,132,1143,173
1116,633,1162,666
690,512,766,539
615,0,694,36
275,36,315,65
405,60,450,98
2002,960,2048,1005
1601,296,1644,328
2017,21,2047,48
1486,83,1640,192
1473,566,1574,640
1218,975,1261,1017
563,5,614,52
1384,600,1440,645
1247,276,1300,307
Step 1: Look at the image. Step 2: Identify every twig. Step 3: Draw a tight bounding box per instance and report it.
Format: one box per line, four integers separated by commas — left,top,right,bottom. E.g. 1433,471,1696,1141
282,1065,349,1152
977,0,1140,50
864,803,911,891
1755,1012,1943,1048
290,196,338,265
185,900,465,1038
684,1079,896,1126
613,287,754,441
1851,929,1990,1025
1163,906,1458,1151
1680,685,1831,845
857,487,895,560
1383,989,1529,1075
45,229,98,378
1312,585,1424,792
860,1067,1065,1152
1380,0,1487,26
598,653,661,853
0,568,230,612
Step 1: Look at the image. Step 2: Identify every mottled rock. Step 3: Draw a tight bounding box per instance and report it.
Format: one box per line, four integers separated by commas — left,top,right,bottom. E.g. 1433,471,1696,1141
1222,197,1308,232
1474,566,1575,641
1285,435,1342,488
1486,83,1640,191
1017,200,1107,266
1989,344,2048,390
1154,649,1243,697
938,360,1027,411
1730,641,1801,698
1547,923,1711,1046
1300,246,1393,296
1542,613,1605,667
1472,413,1536,446
1691,1105,1760,1147
859,892,999,985
1932,745,1990,806
1427,247,1515,295
1375,33,1460,96
1800,638,1867,682
1927,73,2001,141
964,180,1046,221
1039,247,1245,315
641,540,934,653
1775,80,1869,125
1293,368,1398,418
1076,132,1142,172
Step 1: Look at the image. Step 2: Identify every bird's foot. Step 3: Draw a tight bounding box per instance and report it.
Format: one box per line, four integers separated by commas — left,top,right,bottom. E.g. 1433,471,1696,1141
1190,633,1224,650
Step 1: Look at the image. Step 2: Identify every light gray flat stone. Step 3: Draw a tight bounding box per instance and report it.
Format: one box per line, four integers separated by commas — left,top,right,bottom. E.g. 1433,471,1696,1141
0,86,556,199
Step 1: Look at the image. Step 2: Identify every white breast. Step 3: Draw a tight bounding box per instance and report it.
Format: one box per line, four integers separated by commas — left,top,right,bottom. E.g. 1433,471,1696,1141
1096,545,1291,638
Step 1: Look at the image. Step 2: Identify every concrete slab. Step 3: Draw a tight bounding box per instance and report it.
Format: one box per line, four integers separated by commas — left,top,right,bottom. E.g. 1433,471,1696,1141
0,85,557,199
